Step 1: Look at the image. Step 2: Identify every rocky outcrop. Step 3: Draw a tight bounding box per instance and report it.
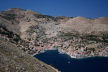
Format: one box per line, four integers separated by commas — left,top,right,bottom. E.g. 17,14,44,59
0,8,108,59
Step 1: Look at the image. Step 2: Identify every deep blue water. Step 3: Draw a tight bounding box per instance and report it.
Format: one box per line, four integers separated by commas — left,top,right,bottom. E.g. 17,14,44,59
34,50,108,72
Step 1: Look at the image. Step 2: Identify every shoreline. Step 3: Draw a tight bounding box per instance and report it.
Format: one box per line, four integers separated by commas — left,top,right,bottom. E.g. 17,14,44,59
33,48,108,59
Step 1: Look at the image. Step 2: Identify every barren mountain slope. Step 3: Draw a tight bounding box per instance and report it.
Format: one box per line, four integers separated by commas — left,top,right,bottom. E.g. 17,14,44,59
0,38,58,72
1,8,108,40
60,16,108,34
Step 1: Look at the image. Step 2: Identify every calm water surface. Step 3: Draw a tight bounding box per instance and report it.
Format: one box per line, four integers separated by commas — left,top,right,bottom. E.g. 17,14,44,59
35,50,108,72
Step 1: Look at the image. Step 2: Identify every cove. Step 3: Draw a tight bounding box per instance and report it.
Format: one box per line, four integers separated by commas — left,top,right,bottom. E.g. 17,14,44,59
34,50,108,72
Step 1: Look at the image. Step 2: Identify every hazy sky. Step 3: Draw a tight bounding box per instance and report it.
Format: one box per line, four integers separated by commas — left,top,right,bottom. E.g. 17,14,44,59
0,0,108,18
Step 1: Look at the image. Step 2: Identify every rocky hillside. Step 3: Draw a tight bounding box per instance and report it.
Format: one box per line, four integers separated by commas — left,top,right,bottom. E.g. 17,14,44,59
0,8,108,58
0,38,58,72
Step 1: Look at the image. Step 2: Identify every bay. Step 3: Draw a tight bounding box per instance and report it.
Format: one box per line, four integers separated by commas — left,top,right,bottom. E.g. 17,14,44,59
34,50,108,72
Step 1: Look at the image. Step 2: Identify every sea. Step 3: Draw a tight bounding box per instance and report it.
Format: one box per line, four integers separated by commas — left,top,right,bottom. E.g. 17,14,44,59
34,50,108,72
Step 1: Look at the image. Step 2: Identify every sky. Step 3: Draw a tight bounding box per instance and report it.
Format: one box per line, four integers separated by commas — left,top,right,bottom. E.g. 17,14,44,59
0,0,108,18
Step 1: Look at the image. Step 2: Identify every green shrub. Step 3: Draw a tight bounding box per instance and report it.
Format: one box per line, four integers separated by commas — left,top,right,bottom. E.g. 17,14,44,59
0,14,15,20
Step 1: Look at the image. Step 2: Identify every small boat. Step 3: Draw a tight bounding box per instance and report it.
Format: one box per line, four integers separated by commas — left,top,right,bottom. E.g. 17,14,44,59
68,61,71,64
